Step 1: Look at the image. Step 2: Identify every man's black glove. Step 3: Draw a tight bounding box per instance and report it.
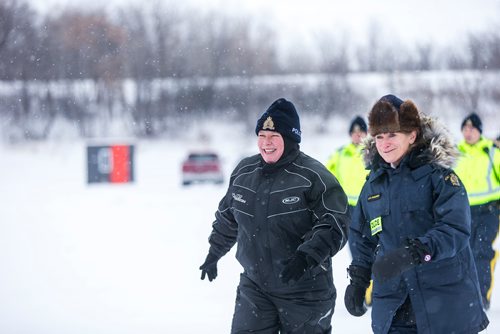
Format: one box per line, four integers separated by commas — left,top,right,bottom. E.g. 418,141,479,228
280,251,314,284
344,265,371,317
372,239,431,282
199,253,219,281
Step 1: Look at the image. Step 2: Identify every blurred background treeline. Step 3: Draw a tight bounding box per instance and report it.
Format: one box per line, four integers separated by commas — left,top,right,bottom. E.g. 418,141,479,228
0,0,499,141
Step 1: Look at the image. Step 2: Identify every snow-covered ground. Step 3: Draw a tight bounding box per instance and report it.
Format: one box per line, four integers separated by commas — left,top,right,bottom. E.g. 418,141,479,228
0,124,498,333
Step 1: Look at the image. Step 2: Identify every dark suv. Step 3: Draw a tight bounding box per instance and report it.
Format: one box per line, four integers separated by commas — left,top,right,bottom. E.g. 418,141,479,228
181,152,224,186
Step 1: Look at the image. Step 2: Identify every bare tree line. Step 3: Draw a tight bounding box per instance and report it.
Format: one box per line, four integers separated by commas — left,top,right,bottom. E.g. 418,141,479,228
0,0,499,141
2,0,500,80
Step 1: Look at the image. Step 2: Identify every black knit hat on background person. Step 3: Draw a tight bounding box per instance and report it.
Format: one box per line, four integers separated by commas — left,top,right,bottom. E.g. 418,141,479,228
255,98,302,143
349,116,368,134
368,94,421,136
461,112,483,134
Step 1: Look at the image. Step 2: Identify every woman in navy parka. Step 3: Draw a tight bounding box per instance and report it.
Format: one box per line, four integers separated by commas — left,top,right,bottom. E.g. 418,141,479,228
344,95,489,333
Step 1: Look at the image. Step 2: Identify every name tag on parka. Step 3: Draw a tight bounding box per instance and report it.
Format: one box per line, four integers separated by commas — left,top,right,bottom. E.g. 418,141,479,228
370,216,382,236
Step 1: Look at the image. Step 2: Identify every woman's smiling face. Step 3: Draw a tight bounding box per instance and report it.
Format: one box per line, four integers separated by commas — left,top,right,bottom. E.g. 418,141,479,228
374,130,417,167
258,130,285,164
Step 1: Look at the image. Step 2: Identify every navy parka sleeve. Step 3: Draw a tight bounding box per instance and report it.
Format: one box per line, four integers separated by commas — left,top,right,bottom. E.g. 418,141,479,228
417,169,471,261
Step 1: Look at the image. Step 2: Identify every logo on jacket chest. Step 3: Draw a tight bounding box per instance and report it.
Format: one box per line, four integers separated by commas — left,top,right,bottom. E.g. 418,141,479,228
232,193,247,203
282,196,300,204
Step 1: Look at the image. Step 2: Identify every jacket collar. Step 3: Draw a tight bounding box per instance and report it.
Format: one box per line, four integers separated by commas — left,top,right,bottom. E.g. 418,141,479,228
261,142,300,174
369,146,434,183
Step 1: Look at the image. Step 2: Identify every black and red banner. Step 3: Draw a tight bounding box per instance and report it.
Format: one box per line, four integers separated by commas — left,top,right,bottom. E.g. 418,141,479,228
87,145,135,184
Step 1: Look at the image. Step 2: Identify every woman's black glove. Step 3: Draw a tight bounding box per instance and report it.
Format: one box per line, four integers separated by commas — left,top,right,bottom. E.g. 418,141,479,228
344,265,371,316
199,253,220,281
372,239,431,282
280,251,314,284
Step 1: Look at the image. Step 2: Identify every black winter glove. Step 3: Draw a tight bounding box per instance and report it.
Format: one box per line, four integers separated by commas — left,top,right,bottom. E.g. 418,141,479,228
372,239,431,282
199,253,219,281
280,251,313,284
344,265,371,317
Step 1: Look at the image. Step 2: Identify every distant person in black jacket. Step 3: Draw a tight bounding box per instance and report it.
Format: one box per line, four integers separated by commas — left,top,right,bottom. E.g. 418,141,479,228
200,98,350,333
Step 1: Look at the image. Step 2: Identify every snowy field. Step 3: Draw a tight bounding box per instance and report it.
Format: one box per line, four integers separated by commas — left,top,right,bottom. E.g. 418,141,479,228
0,123,498,333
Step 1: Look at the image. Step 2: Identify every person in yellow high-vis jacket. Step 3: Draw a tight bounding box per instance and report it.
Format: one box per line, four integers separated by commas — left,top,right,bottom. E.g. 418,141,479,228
326,116,374,305
326,116,369,209
455,113,500,310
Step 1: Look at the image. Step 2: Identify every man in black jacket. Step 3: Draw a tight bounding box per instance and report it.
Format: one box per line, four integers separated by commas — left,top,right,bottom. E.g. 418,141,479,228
200,98,350,333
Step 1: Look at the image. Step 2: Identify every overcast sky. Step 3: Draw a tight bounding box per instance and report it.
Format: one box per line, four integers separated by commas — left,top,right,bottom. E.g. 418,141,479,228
29,0,500,48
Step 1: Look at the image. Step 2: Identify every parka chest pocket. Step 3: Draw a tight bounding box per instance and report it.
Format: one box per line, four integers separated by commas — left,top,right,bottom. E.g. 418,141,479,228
401,185,434,227
361,193,390,236
401,169,434,214
402,184,433,213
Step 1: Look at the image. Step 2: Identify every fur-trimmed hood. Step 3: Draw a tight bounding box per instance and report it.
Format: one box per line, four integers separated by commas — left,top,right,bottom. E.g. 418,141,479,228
362,113,459,170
